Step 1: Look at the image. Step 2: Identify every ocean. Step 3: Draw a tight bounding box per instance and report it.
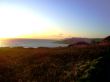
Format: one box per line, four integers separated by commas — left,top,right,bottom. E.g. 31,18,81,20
0,39,67,48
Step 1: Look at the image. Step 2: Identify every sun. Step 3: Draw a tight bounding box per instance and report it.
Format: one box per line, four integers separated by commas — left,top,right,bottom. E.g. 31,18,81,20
0,6,45,38
0,5,63,39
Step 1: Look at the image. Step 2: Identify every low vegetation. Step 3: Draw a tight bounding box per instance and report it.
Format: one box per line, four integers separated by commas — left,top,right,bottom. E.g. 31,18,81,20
0,44,110,82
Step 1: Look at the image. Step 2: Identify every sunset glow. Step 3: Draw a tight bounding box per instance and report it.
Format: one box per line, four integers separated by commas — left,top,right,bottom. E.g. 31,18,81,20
0,4,65,39
0,0,110,39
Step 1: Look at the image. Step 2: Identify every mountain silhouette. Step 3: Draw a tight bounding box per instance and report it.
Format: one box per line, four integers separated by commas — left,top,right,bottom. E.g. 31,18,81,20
62,37,91,44
103,36,110,42
99,36,110,46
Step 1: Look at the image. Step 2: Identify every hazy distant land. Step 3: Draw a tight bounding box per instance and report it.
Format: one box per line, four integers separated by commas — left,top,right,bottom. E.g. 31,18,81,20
0,37,103,48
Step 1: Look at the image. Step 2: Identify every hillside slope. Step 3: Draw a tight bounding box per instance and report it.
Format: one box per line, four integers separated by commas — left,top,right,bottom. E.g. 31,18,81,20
0,44,110,82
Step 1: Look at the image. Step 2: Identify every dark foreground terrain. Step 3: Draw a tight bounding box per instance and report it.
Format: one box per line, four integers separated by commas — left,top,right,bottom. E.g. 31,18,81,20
0,45,110,82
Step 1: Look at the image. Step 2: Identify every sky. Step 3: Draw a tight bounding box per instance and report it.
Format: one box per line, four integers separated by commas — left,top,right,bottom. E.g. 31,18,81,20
0,0,110,39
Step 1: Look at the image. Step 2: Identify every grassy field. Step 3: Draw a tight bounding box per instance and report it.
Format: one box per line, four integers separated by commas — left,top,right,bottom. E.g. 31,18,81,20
0,45,110,82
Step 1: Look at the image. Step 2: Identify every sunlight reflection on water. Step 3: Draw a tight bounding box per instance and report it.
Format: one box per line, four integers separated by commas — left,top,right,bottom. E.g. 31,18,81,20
0,39,67,48
0,39,11,47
